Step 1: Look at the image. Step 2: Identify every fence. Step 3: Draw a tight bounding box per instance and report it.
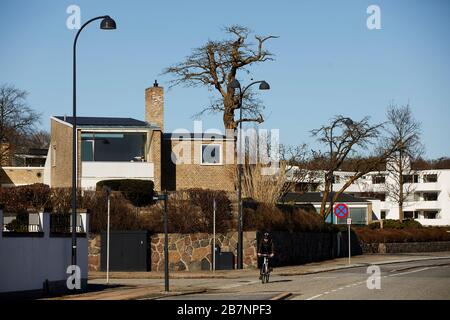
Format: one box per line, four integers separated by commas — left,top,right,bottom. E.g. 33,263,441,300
0,209,89,295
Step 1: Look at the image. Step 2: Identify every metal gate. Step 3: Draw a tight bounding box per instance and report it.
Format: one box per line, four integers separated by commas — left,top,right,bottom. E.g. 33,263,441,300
100,230,150,271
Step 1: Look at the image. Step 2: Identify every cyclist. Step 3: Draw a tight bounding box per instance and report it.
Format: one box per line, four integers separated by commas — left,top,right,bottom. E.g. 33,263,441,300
257,232,274,280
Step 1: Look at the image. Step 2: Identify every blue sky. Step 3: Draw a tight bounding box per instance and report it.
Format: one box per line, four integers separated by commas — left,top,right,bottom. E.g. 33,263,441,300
0,0,449,158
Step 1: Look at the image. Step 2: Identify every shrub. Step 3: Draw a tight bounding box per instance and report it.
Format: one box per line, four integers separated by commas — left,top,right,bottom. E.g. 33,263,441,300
96,179,155,207
0,183,51,213
140,189,234,234
5,212,29,232
368,219,423,230
83,190,141,233
354,227,450,243
243,202,330,233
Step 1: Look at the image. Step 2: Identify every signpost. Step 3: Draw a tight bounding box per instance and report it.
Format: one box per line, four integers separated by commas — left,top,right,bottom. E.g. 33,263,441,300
334,203,351,265
347,217,352,265
104,187,111,285
334,203,349,219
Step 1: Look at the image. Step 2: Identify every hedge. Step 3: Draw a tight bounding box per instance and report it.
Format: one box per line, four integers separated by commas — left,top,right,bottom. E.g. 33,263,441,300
96,179,155,207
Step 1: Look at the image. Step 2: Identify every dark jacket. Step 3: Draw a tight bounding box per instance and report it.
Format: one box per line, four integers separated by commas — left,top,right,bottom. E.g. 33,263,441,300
258,239,274,255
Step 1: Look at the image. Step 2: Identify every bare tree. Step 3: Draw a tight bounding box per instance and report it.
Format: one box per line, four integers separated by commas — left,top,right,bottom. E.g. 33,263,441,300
24,130,51,149
163,25,278,130
311,115,398,221
0,84,41,165
384,104,423,221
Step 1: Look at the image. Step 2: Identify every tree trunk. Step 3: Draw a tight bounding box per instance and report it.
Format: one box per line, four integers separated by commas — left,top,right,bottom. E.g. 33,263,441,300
223,94,236,130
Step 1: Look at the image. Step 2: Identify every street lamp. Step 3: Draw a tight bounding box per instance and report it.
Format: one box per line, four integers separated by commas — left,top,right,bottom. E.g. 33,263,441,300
229,79,270,269
71,15,116,268
153,192,169,292
328,117,353,225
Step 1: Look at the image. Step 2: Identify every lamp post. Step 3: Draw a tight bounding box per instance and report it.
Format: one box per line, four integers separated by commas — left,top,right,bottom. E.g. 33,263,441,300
71,16,116,268
153,192,169,292
328,117,353,225
229,79,270,269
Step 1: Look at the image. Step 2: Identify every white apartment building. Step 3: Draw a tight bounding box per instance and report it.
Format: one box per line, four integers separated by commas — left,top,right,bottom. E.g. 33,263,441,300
315,169,450,226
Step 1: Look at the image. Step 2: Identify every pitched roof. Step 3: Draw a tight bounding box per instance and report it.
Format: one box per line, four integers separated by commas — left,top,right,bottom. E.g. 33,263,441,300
54,116,152,128
281,192,369,203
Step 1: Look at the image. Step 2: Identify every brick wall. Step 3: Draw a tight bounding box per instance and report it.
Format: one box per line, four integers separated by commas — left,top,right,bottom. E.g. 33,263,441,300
163,138,235,191
50,118,80,187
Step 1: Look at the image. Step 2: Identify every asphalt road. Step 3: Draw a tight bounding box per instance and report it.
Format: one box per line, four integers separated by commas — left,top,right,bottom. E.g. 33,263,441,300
156,258,450,300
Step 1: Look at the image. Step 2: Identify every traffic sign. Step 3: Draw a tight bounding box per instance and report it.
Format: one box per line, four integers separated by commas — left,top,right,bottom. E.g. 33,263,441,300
347,218,352,225
334,203,349,219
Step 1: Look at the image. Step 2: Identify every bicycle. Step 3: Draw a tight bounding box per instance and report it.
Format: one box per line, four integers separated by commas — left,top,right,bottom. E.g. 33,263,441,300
259,254,272,284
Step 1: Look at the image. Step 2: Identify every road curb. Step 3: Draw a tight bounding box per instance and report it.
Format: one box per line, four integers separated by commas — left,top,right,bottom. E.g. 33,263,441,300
270,292,292,300
142,288,208,300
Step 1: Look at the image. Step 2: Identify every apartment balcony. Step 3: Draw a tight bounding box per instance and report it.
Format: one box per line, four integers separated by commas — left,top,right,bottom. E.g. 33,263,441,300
413,182,441,192
81,161,154,189
406,201,440,211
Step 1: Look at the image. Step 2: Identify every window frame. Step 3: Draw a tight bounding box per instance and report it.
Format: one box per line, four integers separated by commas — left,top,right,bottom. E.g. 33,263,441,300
200,143,223,166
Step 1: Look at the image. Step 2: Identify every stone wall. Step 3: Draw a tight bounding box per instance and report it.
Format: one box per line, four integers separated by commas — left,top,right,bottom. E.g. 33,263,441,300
361,241,450,254
151,231,257,271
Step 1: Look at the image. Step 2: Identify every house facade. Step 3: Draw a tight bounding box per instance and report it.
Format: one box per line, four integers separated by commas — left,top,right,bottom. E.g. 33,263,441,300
40,81,236,192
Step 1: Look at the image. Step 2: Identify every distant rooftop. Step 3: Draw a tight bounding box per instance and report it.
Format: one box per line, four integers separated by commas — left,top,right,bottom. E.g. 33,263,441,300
54,116,154,128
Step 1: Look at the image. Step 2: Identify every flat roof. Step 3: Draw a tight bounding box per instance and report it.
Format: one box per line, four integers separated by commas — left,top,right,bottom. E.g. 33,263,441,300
53,116,157,129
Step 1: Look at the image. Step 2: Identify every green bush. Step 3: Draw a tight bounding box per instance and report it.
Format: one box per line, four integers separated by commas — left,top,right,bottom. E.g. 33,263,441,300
96,179,155,207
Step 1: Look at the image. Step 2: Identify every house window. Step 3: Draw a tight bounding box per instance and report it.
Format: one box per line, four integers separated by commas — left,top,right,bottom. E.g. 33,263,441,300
201,144,221,165
403,174,419,183
423,174,437,183
381,210,387,219
81,132,146,162
423,211,439,219
423,192,438,201
404,211,419,219
372,175,385,184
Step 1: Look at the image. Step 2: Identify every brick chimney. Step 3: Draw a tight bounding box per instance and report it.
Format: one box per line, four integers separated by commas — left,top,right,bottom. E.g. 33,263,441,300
145,80,164,131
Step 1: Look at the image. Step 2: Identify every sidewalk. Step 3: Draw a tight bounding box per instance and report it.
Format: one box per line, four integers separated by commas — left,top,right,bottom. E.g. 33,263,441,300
89,251,450,280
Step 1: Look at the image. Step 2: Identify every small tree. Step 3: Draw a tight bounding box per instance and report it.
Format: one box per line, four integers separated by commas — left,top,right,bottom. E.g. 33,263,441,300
384,104,423,221
163,25,277,130
311,115,398,221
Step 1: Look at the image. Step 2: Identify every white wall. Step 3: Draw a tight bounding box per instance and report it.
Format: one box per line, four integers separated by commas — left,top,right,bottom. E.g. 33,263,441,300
81,161,154,189
0,210,88,294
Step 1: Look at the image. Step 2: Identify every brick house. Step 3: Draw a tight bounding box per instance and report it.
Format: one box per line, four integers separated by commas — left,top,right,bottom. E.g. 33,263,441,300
42,81,236,192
